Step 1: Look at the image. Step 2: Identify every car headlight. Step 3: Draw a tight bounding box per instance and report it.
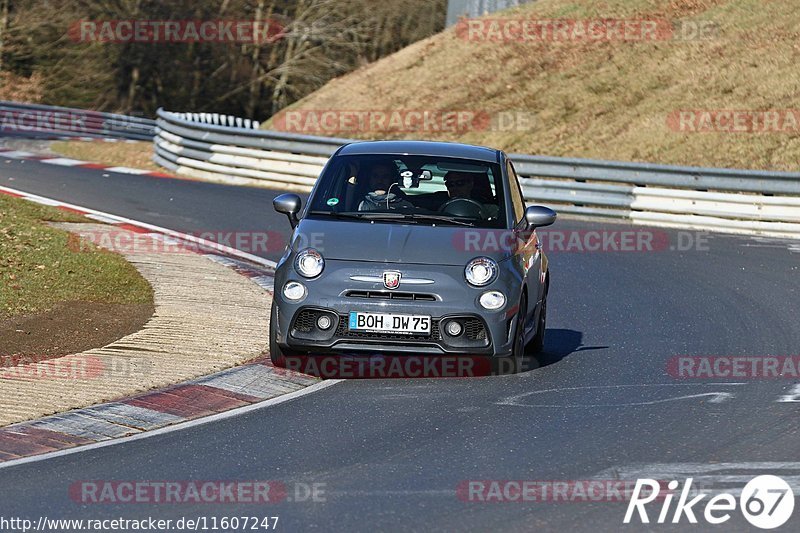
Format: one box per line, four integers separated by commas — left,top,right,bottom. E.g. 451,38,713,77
283,281,307,301
479,291,506,310
465,257,498,287
295,249,324,278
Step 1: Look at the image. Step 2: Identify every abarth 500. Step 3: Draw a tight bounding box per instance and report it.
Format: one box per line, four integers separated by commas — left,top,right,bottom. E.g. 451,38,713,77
270,140,556,373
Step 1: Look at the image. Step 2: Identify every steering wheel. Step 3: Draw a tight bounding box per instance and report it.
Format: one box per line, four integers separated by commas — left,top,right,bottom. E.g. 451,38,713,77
439,198,484,218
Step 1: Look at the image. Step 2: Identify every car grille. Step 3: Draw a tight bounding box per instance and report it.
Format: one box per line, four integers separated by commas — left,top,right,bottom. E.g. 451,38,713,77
292,309,321,333
463,318,487,340
345,290,436,301
336,316,442,341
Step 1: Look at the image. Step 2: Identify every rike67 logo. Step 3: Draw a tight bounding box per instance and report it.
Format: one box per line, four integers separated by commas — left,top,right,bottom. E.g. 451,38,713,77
624,476,795,529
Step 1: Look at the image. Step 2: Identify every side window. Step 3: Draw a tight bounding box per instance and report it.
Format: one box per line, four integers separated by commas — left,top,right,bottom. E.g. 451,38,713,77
310,160,350,211
506,161,526,225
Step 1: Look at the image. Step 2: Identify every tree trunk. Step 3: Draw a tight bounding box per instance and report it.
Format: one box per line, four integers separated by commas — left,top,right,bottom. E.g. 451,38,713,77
245,0,272,119
0,0,9,72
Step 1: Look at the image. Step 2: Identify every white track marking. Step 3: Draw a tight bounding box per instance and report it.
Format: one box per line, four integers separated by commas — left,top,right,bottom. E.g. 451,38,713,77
498,383,744,408
40,157,87,167
85,213,124,223
1,150,35,159
104,166,151,175
0,380,341,471
0,184,277,269
25,197,61,206
777,383,800,402
593,463,800,496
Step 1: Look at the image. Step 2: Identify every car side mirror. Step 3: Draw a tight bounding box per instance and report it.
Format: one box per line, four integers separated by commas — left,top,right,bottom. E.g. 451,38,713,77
273,193,302,229
525,205,557,228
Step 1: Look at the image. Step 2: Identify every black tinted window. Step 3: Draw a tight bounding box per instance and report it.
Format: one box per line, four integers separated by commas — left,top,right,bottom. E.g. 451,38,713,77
308,154,507,228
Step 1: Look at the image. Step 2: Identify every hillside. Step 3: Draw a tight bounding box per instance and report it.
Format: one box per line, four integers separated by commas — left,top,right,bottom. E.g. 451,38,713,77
266,0,800,171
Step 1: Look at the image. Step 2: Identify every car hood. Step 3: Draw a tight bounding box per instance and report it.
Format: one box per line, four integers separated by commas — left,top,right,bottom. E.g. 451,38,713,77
292,219,513,266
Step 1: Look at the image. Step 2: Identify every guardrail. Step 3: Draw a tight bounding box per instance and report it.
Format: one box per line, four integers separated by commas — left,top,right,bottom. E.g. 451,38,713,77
154,108,344,190
155,108,800,238
0,101,155,141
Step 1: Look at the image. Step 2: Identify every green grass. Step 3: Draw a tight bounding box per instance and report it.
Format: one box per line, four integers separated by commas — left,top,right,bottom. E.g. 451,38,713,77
0,195,153,319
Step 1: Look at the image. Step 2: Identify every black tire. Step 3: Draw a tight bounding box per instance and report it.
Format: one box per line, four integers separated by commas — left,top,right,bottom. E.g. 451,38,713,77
269,302,287,368
527,287,548,355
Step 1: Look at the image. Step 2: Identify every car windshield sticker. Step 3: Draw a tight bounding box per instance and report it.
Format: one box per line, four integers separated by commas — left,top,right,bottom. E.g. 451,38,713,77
326,198,340,206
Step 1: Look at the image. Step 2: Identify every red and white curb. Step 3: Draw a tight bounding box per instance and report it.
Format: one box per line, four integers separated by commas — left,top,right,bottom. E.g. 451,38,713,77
0,146,175,179
0,185,327,465
0,359,320,464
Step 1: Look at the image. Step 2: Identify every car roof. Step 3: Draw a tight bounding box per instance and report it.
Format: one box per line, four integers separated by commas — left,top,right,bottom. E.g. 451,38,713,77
336,140,502,163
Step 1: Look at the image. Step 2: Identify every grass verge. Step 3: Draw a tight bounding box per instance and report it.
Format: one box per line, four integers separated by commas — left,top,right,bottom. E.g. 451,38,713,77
0,194,153,319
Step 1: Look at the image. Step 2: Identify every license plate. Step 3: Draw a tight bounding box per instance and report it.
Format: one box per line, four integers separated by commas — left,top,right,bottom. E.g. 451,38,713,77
349,312,431,335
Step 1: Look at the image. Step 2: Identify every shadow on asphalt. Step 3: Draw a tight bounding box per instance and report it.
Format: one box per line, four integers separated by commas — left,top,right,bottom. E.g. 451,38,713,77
533,328,608,368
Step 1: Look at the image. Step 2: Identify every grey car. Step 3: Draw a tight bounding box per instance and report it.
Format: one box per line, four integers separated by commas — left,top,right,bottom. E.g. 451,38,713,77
270,140,556,373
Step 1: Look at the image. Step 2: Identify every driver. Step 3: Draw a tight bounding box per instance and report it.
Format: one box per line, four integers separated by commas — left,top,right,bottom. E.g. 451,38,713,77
444,172,477,200
358,162,413,211
443,171,499,219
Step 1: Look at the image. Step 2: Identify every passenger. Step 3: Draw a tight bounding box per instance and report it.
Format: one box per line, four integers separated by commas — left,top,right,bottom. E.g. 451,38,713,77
358,162,414,211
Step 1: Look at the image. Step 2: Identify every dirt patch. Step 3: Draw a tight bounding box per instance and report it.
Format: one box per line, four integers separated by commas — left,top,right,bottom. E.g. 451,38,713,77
0,301,154,367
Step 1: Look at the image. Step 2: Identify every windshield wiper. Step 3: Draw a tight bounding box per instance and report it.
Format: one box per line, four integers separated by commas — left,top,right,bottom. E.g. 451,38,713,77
308,210,475,226
308,210,405,220
402,214,476,226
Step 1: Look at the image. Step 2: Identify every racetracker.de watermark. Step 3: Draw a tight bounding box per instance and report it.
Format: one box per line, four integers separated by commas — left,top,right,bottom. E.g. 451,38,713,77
451,229,709,254
668,356,800,379
277,355,496,379
69,20,284,44
0,109,142,135
67,229,287,255
667,110,800,133
455,18,719,42
69,481,325,504
0,354,150,381
270,109,536,135
457,480,690,502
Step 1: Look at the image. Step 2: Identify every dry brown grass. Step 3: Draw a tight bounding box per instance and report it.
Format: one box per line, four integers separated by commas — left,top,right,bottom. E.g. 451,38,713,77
267,0,800,171
50,140,166,173
0,72,44,102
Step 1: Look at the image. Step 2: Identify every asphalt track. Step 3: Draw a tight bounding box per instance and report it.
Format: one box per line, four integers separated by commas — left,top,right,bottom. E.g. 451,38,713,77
1,156,799,532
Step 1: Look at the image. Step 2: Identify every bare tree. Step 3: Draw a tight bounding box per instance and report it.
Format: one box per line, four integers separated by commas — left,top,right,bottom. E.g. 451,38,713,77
1,0,447,118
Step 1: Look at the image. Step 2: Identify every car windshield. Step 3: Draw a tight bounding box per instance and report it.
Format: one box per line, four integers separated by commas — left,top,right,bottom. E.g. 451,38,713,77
307,154,506,228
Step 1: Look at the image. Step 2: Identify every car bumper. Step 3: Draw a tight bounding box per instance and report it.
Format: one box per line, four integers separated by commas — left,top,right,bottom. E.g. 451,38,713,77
273,261,521,357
